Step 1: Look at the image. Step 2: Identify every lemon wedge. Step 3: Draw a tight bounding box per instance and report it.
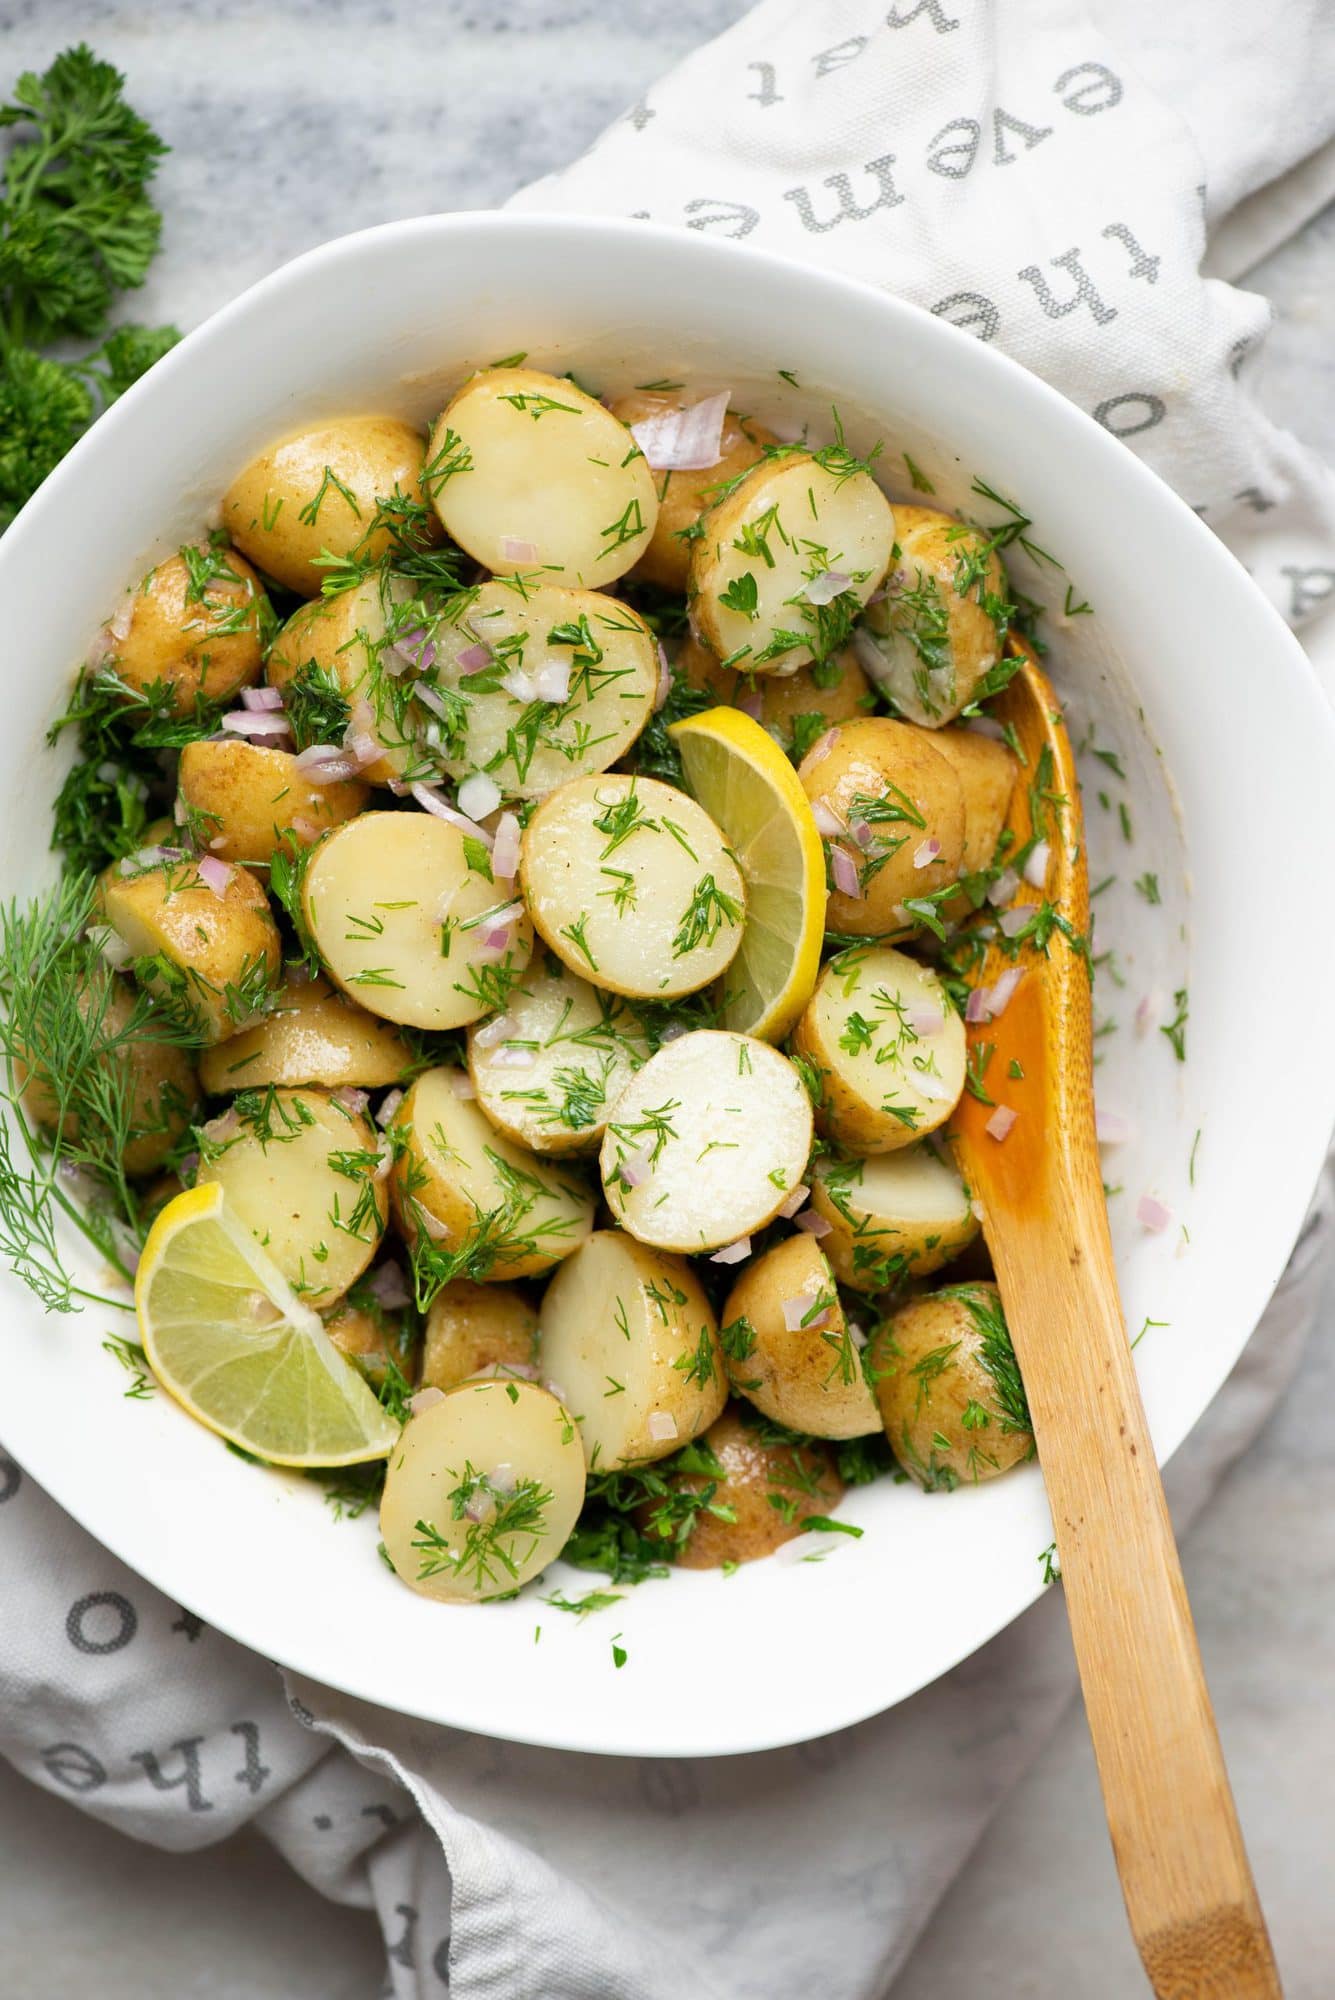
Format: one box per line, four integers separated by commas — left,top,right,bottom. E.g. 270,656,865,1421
135,1183,399,1467
669,705,827,1041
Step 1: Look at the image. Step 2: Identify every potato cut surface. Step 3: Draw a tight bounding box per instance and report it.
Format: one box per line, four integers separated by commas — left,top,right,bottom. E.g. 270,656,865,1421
426,581,657,795
521,774,745,999
599,1030,812,1252
466,955,651,1154
391,1066,594,1281
428,368,658,587
421,1280,539,1393
810,1146,979,1291
638,1406,844,1568
723,1233,879,1439
302,811,533,1030
690,453,894,676
928,726,1018,878
870,1281,1033,1489
380,1380,585,1602
792,946,965,1153
178,740,367,866
854,505,1008,726
197,1087,387,1309
198,975,411,1094
538,1230,726,1469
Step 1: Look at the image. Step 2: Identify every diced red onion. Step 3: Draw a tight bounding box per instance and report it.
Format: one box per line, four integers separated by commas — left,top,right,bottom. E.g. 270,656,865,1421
657,1021,688,1043
370,1138,395,1183
1096,1107,1132,1145
488,1461,516,1493
343,728,381,769
618,1145,653,1189
365,1261,410,1310
413,679,456,724
830,845,862,900
109,597,135,642
915,1072,951,1102
332,1086,370,1115
848,817,874,850
737,686,764,721
448,1072,476,1100
965,986,993,1024
196,854,234,898
294,743,362,784
418,1210,450,1242
88,923,132,969
533,657,571,704
629,390,730,472
647,1409,679,1443
491,812,521,883
221,710,292,740
653,642,672,712
121,843,185,873
987,967,1023,1017
501,537,539,563
544,1378,568,1404
985,1104,1017,1142
291,815,321,844
782,1287,830,1331
284,959,315,985
463,1489,495,1524
987,869,1020,907
805,729,837,769
457,642,492,672
393,628,436,673
1023,840,1051,889
458,772,502,821
970,1196,986,1222
778,1184,810,1220
408,1387,444,1416
474,1013,515,1050
409,784,493,845
490,1044,537,1069
241,685,284,712
964,716,1007,742
500,666,536,703
375,1088,404,1127
847,1320,869,1351
1135,992,1161,1036
1137,1193,1172,1233
913,837,941,870
998,905,1032,938
710,1236,752,1265
793,1210,833,1238
812,801,845,838
201,1107,240,1146
803,569,850,606
852,627,887,680
907,1004,943,1037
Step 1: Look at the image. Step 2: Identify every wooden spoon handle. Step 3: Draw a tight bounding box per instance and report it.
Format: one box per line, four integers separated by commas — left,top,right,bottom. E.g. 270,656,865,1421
989,1153,1280,1996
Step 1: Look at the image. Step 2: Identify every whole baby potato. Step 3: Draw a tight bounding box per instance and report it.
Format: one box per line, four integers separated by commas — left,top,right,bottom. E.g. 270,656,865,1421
798,716,965,937
177,739,368,866
869,1280,1034,1490
636,1405,846,1568
99,850,282,1045
198,975,411,1094
606,390,776,593
854,504,1009,726
421,1280,540,1393
722,1232,880,1440
103,544,268,716
222,416,435,597
324,1294,413,1389
266,572,434,789
19,973,198,1178
677,636,871,756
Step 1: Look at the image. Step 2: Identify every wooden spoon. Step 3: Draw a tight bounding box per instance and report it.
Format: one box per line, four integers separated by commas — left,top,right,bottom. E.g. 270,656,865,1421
948,639,1282,1998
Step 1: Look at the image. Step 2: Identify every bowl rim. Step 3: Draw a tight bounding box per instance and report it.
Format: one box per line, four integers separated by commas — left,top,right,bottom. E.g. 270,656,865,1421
3,208,1334,1757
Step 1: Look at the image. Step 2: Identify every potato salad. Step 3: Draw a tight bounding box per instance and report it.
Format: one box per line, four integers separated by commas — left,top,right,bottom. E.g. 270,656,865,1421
2,359,1054,1609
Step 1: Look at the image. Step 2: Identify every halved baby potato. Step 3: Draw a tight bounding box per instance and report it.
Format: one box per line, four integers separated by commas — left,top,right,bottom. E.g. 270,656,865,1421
222,416,434,598
425,581,657,796
868,1280,1033,1490
102,544,267,716
198,974,411,1094
466,955,650,1155
390,1065,594,1280
928,725,1018,879
605,390,775,593
636,1405,845,1568
421,1280,540,1393
810,1147,978,1292
380,1379,586,1602
100,852,282,1045
520,774,745,1000
690,452,894,676
196,1086,388,1309
600,1030,812,1253
678,636,872,756
722,1232,880,1440
798,716,966,937
854,505,1008,726
19,974,198,1179
302,811,533,1031
791,946,965,1153
178,739,368,866
427,367,658,587
538,1229,726,1470
267,570,433,788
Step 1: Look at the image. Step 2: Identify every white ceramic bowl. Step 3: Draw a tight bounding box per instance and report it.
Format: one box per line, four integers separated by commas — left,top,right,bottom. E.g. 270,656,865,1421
2,214,1332,1758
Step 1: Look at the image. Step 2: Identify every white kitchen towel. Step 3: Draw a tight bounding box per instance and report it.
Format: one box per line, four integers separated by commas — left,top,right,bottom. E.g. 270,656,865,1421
3,4,1335,1997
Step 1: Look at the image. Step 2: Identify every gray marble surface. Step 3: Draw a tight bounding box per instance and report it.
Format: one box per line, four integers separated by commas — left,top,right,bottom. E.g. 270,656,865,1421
1,5,1333,1995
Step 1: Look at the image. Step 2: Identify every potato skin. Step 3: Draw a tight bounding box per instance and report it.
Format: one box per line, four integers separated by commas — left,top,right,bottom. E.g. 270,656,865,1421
324,1297,412,1388
19,976,198,1178
798,717,965,937
199,975,411,1094
869,1280,1034,1490
222,417,433,597
637,1405,845,1568
607,392,775,592
106,546,267,716
678,636,871,754
723,1233,880,1440
928,727,1017,877
178,740,368,866
99,853,282,1046
857,505,1009,726
421,1280,539,1392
